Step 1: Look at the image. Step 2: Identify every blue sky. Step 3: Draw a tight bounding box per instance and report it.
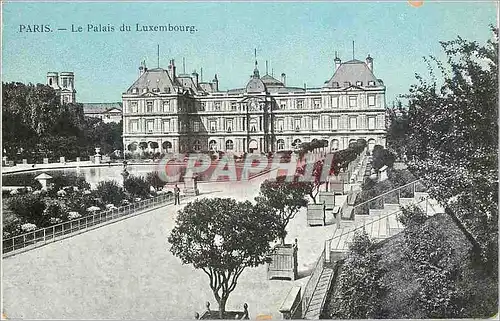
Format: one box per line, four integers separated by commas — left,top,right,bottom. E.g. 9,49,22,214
2,1,497,104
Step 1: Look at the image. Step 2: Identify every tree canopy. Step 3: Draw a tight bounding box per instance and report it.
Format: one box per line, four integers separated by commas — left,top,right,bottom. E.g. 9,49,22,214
401,27,498,261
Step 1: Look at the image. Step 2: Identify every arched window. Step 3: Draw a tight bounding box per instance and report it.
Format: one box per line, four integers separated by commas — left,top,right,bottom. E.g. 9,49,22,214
292,139,302,148
209,140,217,151
330,139,339,151
193,140,202,151
226,140,234,150
277,139,285,151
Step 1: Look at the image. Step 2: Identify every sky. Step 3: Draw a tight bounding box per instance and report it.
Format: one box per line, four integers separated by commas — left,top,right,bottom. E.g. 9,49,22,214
2,1,497,104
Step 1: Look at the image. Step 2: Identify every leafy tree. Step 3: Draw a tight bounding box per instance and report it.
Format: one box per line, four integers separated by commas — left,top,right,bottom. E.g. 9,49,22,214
256,176,311,244
397,204,429,228
402,27,498,261
95,180,125,205
124,175,151,199
386,100,409,159
168,198,279,319
329,230,386,319
146,171,165,190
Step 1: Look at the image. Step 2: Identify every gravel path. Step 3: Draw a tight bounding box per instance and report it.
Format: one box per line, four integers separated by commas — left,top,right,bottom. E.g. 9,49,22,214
2,173,339,319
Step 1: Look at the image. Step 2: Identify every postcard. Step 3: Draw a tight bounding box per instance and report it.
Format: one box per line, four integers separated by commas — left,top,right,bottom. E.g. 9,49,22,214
1,1,498,320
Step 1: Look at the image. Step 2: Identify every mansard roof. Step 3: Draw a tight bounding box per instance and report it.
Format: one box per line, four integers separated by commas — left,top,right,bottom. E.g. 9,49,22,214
126,68,177,94
261,74,284,87
325,59,384,88
83,102,122,114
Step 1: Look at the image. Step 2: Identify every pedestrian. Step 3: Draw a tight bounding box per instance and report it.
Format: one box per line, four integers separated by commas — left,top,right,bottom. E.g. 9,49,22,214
174,184,180,205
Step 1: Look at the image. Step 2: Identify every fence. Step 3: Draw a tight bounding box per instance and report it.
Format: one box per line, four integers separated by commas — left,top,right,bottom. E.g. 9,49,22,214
3,193,183,256
301,249,326,316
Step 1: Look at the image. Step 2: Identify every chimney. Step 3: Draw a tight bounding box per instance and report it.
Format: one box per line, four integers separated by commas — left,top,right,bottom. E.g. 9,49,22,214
139,60,147,76
334,57,341,71
168,59,176,80
366,54,373,72
281,73,286,86
212,74,219,92
192,70,199,87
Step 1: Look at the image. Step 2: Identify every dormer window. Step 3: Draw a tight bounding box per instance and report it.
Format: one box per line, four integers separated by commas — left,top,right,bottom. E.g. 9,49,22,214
152,88,160,93
164,87,171,93
332,82,339,88
368,80,376,86
343,81,351,87
356,81,363,86
142,88,148,93
133,88,139,94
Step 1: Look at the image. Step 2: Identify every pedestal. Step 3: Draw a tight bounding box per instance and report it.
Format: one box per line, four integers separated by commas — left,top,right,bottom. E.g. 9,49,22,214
43,158,49,164
267,241,298,280
183,173,199,196
94,155,101,164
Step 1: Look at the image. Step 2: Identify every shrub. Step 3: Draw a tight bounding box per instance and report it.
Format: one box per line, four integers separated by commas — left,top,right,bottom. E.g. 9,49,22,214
124,175,151,199
8,194,47,226
146,171,165,190
329,230,386,319
2,173,41,189
95,180,125,206
397,204,429,227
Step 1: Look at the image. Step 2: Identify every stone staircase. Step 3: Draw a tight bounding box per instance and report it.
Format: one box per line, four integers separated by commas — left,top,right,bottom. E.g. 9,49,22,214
302,267,334,319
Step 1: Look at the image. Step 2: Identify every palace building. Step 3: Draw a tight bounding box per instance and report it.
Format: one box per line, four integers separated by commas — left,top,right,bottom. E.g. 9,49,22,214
122,54,386,155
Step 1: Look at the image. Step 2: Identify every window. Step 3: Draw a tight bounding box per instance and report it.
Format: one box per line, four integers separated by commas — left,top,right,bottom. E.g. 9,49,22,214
368,81,376,86
163,87,170,93
152,88,160,93
277,119,284,132
226,119,233,133
209,140,217,151
130,120,139,132
210,120,217,133
368,117,376,130
142,88,148,93
193,140,201,151
62,78,68,88
163,120,171,133
356,81,363,86
231,102,237,111
133,88,139,94
129,101,138,113
312,117,319,131
331,96,339,108
332,82,339,88
297,100,304,109
163,100,170,113
199,102,206,111
280,101,287,109
242,118,246,131
368,95,376,107
250,120,257,132
294,119,301,132
350,117,357,130
226,140,234,150
331,117,339,130
146,101,154,113
331,139,339,151
349,96,357,108
146,120,154,133
277,139,285,151
193,121,201,132
343,81,351,87
214,102,221,111
313,99,321,109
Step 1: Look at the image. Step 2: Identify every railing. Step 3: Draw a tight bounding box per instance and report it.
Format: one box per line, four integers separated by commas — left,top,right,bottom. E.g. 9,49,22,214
301,249,325,315
326,196,432,255
351,179,426,217
2,193,183,256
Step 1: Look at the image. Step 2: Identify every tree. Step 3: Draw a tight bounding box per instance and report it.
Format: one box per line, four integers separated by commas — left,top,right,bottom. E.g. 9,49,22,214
146,171,165,190
95,180,125,205
168,198,279,319
255,176,311,244
386,100,409,159
124,175,151,199
402,27,498,262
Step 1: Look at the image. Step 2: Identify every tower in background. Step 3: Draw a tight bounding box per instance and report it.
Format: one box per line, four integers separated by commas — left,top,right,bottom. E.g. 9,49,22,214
47,71,76,104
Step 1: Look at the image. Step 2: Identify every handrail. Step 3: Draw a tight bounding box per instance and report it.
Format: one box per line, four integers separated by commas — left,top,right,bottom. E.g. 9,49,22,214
326,196,430,244
301,249,325,316
352,178,424,210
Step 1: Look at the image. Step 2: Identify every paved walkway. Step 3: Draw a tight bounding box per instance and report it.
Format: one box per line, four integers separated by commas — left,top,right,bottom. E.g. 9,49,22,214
2,172,339,319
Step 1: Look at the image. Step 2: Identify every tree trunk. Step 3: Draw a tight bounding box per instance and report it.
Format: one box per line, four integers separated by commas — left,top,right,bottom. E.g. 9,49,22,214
218,297,227,319
445,206,482,254
280,236,285,245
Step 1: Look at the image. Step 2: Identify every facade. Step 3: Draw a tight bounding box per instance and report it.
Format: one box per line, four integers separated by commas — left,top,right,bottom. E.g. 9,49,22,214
82,102,123,123
122,55,386,155
47,72,76,104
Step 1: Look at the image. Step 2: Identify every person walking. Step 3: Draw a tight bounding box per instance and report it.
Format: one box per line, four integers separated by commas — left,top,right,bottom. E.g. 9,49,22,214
174,184,180,205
